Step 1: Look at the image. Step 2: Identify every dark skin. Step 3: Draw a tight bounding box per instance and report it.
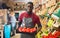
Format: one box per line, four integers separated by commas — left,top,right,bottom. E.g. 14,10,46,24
26,4,33,14
18,3,42,32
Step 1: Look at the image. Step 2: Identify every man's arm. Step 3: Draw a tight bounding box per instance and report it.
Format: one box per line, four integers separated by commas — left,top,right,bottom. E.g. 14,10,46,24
36,16,42,32
18,21,22,28
18,12,23,28
37,23,42,32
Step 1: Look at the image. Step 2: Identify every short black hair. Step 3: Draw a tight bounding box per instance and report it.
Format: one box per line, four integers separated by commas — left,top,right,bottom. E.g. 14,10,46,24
27,2,33,6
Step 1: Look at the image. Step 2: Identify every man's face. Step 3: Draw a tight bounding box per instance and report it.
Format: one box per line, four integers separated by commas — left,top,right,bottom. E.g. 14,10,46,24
26,4,33,14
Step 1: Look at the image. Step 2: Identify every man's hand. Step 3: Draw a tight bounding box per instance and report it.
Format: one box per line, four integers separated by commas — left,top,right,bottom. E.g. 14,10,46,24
37,23,42,32
35,24,42,32
37,27,42,32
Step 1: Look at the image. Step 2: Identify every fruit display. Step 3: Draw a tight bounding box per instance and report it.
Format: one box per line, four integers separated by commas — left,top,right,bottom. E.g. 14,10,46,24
47,18,54,27
40,8,47,15
35,1,60,38
48,5,57,15
53,8,60,18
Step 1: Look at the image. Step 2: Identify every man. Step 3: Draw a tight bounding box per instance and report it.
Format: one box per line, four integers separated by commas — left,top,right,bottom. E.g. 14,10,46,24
18,2,42,38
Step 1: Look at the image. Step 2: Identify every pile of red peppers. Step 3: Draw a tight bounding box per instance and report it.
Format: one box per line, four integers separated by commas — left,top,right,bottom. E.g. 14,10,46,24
42,31,60,38
18,27,36,33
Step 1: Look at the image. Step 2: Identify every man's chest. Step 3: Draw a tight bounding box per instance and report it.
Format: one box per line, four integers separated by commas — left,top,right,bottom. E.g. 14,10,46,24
22,14,36,23
21,14,37,28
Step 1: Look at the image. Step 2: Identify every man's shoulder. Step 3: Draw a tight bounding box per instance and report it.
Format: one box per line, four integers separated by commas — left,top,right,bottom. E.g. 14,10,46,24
33,13,39,18
20,11,27,15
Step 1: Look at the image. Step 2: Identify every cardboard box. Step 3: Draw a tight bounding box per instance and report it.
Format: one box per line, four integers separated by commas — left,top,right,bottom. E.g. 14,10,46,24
46,0,56,8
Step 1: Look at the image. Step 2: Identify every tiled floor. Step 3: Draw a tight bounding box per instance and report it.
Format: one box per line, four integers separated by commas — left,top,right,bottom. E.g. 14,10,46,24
11,34,20,38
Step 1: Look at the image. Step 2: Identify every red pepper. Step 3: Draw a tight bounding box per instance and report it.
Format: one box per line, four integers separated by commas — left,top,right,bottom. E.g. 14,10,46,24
42,35,48,38
32,28,36,32
26,28,30,33
30,28,33,33
19,27,23,32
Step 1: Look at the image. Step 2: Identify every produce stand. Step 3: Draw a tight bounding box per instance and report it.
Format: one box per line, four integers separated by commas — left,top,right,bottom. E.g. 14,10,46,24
35,1,60,38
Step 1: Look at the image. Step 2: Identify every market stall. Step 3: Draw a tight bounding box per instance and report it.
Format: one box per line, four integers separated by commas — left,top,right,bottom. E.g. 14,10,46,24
35,0,60,38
